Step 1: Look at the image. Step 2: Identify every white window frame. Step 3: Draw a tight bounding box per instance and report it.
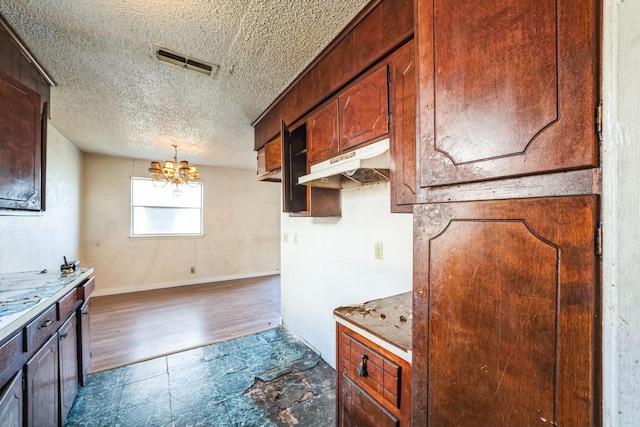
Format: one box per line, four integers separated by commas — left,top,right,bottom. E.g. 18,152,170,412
130,177,203,237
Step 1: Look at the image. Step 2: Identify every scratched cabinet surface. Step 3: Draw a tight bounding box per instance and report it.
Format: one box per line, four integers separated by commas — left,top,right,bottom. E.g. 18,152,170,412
412,196,599,426
416,0,599,188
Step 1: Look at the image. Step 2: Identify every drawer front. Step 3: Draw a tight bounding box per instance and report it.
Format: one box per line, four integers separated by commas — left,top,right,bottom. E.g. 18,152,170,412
340,331,402,408
57,289,79,321
23,304,57,352
0,333,24,387
77,276,95,300
341,374,399,427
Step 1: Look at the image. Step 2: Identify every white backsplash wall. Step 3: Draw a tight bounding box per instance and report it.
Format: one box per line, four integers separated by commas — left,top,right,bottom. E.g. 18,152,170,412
280,182,413,368
82,153,281,296
0,123,82,273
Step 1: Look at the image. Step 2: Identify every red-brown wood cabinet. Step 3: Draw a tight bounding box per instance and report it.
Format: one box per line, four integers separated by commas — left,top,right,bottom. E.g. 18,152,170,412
0,15,52,212
412,0,601,425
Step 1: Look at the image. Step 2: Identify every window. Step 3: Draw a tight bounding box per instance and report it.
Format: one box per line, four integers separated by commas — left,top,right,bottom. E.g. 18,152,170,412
131,177,203,236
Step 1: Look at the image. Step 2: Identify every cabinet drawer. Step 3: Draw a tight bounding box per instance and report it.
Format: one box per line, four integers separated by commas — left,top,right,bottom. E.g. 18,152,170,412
57,289,78,321
23,304,57,352
340,330,402,408
77,276,95,300
0,333,24,388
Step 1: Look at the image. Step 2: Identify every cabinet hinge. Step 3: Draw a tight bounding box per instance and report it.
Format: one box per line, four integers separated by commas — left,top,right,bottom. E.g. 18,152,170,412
596,222,603,257
387,68,392,85
596,102,603,142
388,111,392,125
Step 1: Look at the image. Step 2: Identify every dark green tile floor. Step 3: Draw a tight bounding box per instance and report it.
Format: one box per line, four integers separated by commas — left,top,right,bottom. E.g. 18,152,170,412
64,327,336,427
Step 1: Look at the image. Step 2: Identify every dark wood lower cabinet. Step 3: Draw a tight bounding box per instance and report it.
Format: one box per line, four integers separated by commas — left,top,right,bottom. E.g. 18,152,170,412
78,298,91,386
59,314,78,421
412,195,599,426
337,324,411,426
0,371,23,426
25,333,59,427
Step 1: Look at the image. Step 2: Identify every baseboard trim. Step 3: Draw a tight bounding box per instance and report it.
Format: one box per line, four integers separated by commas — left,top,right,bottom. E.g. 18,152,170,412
92,270,281,297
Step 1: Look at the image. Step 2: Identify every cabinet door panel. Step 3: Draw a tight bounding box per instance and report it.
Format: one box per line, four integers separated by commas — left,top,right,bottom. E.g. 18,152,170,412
59,314,78,422
0,371,22,427
0,72,42,210
339,66,389,151
78,298,91,385
390,41,416,212
25,333,59,427
308,100,339,165
417,0,598,187
412,196,598,426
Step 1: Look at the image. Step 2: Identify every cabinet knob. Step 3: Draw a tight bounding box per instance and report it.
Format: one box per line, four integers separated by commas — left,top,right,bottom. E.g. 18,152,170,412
358,354,368,377
40,319,53,329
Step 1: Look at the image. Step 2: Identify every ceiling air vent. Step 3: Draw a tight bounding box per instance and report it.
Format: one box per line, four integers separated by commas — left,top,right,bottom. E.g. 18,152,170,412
152,44,218,77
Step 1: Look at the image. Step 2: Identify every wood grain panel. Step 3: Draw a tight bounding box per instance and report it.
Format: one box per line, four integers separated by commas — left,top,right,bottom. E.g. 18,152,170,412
390,40,416,212
417,0,599,187
412,196,599,426
339,65,389,151
308,99,340,165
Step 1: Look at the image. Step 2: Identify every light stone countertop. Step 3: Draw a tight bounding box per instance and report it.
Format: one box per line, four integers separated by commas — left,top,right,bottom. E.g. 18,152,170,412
0,267,94,343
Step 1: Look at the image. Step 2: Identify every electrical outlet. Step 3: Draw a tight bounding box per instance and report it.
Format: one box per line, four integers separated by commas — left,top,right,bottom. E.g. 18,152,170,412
283,233,288,242
190,266,196,274
374,242,383,260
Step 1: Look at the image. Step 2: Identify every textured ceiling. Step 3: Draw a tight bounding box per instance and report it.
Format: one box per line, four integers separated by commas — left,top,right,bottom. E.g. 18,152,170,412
0,0,369,170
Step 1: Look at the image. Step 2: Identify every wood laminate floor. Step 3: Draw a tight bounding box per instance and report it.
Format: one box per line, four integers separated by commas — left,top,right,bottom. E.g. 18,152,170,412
89,275,281,373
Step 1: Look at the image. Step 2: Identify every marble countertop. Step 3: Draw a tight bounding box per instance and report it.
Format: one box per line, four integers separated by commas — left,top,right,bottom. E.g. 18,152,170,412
0,267,94,343
334,291,412,362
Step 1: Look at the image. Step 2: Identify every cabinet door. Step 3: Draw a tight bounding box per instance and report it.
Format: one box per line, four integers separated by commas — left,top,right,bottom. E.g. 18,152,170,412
59,314,78,422
0,371,22,427
264,136,282,172
0,72,43,211
25,333,59,427
412,195,598,426
341,374,399,427
78,298,91,385
307,100,340,165
390,41,416,213
417,0,599,187
339,65,389,151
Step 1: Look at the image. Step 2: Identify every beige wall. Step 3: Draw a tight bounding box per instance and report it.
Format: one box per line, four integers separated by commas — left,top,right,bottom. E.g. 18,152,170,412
0,123,82,273
81,153,281,296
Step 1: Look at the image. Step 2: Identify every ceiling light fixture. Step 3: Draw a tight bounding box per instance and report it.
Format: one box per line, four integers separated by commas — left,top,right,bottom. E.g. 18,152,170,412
148,145,200,196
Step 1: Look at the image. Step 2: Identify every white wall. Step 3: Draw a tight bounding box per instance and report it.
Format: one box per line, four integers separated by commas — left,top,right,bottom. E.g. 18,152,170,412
0,123,82,273
280,182,413,367
602,1,640,425
81,153,281,296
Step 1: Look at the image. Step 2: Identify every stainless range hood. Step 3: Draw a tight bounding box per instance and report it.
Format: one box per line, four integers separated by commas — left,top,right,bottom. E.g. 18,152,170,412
298,138,390,189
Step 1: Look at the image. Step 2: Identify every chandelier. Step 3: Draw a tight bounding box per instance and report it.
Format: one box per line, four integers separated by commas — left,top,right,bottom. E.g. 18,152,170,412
148,145,200,196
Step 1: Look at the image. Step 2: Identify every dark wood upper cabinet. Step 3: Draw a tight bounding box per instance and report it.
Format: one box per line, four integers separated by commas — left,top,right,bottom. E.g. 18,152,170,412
339,65,389,152
307,99,340,165
282,120,341,217
417,0,599,188
412,195,599,426
253,0,415,151
389,40,416,213
0,15,53,212
0,73,43,211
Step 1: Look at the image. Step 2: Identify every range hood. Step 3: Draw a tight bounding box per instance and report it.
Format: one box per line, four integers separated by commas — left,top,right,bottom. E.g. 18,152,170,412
298,138,390,189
